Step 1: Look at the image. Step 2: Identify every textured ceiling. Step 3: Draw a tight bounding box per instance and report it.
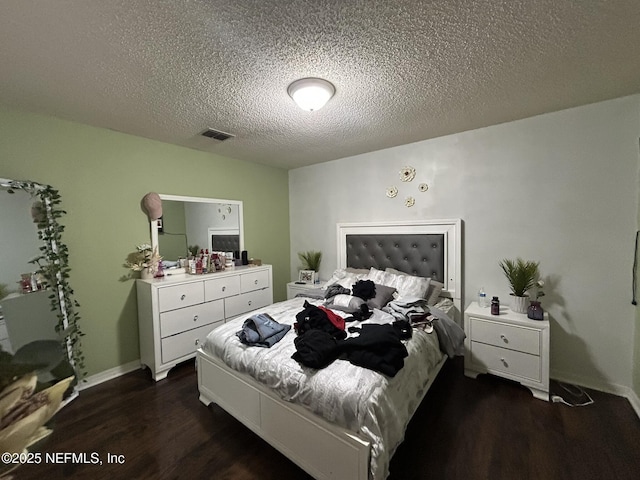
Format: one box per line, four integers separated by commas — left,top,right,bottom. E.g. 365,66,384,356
1,1,639,170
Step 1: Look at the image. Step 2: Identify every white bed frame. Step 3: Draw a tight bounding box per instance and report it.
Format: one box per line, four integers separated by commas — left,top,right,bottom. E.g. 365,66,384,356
197,219,462,480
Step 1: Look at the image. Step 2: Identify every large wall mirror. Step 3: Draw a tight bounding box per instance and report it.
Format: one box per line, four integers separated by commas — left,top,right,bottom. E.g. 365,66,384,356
0,178,80,396
151,194,244,268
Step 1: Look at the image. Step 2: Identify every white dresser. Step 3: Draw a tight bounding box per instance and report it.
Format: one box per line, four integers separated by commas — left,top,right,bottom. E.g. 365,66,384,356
464,301,550,401
136,264,273,381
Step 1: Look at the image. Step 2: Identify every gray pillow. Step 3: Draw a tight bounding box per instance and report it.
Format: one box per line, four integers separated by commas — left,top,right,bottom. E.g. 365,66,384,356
367,284,397,310
345,267,370,275
426,280,445,305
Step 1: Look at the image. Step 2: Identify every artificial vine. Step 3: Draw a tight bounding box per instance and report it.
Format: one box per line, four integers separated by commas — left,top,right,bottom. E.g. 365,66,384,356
4,179,85,379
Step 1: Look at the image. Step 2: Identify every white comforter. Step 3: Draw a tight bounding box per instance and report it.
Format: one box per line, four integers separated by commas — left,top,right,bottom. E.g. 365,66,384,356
202,296,444,480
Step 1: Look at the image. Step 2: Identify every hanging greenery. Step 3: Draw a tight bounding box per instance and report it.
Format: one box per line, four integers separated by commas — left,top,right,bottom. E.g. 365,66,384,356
4,179,85,379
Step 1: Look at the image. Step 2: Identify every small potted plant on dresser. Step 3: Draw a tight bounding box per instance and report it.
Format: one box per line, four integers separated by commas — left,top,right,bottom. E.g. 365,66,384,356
499,257,539,314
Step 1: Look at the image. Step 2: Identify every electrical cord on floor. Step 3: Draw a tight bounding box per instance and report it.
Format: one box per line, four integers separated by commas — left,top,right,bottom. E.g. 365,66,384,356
551,381,594,407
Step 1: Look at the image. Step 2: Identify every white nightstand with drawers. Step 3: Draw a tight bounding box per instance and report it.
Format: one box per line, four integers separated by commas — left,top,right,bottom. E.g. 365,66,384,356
286,281,323,300
464,301,550,401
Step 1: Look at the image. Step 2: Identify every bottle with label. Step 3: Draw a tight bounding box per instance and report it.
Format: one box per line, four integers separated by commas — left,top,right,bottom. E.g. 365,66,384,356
491,296,500,315
478,287,488,307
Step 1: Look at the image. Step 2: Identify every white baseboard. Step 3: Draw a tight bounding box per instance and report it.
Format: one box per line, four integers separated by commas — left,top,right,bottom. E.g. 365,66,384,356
551,368,640,420
77,359,142,391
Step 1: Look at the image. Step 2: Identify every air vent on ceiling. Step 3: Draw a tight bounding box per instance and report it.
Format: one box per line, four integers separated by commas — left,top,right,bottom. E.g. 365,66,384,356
201,128,235,141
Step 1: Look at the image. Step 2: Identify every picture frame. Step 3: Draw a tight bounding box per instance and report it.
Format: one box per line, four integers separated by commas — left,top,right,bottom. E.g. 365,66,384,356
298,269,315,284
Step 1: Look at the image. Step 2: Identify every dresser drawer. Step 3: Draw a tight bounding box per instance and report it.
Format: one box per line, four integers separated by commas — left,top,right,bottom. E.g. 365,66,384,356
240,270,270,293
470,341,541,382
158,282,204,312
159,299,224,338
470,317,540,355
225,288,272,318
204,275,241,301
161,322,221,364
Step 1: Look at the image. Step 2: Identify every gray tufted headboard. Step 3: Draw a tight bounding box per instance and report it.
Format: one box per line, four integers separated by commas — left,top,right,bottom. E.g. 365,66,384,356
345,233,445,282
211,234,240,253
337,220,462,316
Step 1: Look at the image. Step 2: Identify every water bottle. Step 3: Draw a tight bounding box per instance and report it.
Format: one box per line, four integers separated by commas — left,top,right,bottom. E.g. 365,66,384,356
478,287,488,307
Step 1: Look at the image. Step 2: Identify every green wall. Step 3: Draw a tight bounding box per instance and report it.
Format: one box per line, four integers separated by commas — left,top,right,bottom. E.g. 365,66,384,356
0,105,290,377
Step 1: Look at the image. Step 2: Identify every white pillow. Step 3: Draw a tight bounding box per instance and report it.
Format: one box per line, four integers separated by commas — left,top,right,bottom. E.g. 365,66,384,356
386,267,444,304
368,267,431,299
365,267,391,285
324,268,368,289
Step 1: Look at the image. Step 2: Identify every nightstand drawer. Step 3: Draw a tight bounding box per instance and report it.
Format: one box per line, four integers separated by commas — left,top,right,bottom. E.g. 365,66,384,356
159,299,224,338
470,317,540,355
471,342,541,382
158,282,204,312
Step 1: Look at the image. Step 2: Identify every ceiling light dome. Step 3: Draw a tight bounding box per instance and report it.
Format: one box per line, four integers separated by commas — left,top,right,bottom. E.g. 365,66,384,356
287,77,335,112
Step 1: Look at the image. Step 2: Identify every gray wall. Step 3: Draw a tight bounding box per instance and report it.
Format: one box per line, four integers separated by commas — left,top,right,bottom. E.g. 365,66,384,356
289,95,640,396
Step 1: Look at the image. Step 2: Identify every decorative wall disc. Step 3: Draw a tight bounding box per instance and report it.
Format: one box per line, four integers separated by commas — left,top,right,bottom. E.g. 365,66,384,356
419,183,429,192
386,186,398,198
399,166,416,182
405,196,415,207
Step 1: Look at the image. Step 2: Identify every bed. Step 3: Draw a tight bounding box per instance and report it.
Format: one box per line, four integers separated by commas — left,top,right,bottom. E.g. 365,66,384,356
197,219,463,480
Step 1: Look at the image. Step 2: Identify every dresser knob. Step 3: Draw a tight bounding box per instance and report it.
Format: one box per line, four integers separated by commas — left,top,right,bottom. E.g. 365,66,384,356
248,300,252,306
193,315,198,322
222,286,226,291
501,357,508,367
181,294,186,301
195,339,200,346
254,279,258,285
500,334,508,343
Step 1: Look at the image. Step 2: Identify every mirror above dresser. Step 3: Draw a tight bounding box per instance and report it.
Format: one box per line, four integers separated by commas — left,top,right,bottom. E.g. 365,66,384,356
150,194,244,269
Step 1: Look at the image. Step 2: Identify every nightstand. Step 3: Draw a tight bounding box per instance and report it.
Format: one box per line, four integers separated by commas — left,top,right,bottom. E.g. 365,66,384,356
464,301,550,401
286,281,322,300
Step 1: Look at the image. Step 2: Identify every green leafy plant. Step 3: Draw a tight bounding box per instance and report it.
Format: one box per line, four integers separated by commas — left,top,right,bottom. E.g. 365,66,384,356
499,258,540,297
6,179,85,379
298,250,322,272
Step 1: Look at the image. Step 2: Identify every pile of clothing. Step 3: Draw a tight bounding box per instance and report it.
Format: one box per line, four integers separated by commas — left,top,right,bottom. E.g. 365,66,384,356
236,313,291,348
292,300,412,377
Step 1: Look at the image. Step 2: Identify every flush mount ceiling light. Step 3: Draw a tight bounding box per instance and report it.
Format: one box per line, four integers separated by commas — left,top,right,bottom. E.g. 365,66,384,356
287,77,335,112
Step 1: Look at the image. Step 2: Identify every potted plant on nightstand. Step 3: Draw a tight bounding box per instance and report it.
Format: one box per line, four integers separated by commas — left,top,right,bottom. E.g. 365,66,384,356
298,250,322,283
499,257,540,313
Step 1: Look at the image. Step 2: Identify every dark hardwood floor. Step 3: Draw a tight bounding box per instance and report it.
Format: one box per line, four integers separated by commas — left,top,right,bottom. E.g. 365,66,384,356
13,357,640,480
